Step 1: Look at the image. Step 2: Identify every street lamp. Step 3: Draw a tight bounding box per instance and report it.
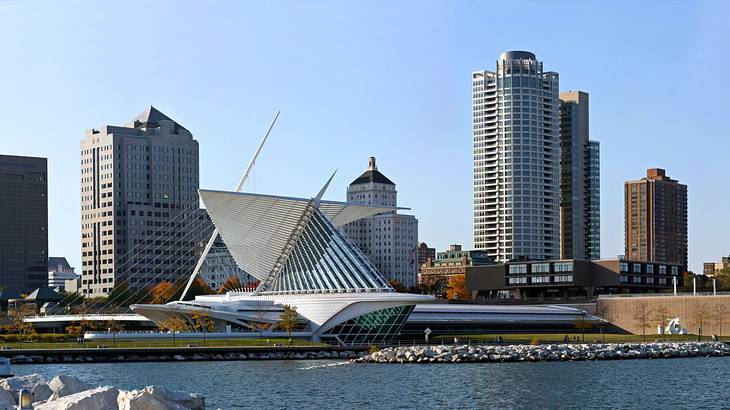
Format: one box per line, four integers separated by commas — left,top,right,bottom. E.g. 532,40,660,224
18,389,32,409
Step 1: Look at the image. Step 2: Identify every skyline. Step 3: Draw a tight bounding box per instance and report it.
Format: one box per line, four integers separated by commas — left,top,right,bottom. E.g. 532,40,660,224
1,1,729,273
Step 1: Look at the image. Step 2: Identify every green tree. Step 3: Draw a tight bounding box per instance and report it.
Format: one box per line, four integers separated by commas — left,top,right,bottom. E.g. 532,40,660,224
278,305,301,341
388,279,406,293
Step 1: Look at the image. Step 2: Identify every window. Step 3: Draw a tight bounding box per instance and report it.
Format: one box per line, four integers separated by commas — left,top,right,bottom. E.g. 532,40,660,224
532,263,550,273
646,264,654,274
632,276,642,284
554,262,573,272
554,275,573,283
619,275,628,284
620,262,629,272
671,266,679,276
632,263,642,273
509,264,527,274
508,277,527,285
659,265,667,275
531,276,550,284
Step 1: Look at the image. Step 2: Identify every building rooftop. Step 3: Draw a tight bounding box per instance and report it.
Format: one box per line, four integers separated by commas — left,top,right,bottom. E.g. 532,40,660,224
350,157,395,186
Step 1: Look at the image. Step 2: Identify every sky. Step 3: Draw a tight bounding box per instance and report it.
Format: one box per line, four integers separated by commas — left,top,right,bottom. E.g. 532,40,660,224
0,0,728,273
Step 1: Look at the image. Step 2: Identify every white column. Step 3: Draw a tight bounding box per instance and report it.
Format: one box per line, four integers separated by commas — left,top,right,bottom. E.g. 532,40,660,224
693,277,696,295
673,276,677,296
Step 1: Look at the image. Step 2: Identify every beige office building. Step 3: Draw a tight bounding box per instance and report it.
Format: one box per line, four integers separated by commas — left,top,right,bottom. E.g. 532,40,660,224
80,107,211,297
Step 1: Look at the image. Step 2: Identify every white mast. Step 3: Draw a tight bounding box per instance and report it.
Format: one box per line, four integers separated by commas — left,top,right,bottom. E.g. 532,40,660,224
179,111,280,301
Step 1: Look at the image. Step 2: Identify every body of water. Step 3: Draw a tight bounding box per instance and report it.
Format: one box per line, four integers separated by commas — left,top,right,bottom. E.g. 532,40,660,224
14,357,730,409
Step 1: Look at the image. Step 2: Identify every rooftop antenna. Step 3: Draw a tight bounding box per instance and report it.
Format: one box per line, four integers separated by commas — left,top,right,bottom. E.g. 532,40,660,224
179,111,280,301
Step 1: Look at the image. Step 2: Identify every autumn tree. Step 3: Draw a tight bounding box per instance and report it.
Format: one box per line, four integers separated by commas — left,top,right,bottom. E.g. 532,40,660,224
190,310,216,346
158,317,188,347
653,305,670,341
150,281,176,304
694,303,711,340
633,301,653,342
218,276,244,294
446,275,471,300
251,301,273,342
10,312,34,348
278,305,301,341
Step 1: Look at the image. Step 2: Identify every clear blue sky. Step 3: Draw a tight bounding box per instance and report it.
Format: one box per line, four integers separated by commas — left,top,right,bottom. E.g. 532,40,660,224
1,0,728,273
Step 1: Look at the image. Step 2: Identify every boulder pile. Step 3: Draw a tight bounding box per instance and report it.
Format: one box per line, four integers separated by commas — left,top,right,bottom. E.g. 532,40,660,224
354,342,730,364
0,374,204,410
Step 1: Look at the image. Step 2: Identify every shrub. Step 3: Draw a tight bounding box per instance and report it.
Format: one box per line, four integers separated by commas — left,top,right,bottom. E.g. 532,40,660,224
530,336,541,346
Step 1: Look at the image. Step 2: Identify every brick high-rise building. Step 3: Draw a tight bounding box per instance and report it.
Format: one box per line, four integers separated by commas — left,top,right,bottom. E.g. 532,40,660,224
80,107,211,297
0,154,48,292
472,51,560,263
624,168,688,268
559,91,600,260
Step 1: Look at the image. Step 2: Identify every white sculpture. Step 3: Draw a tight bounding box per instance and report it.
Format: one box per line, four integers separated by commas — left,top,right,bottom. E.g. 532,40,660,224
658,318,688,335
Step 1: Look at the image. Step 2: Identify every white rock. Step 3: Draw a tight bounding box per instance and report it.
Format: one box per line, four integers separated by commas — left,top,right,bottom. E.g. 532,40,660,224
49,375,93,399
0,373,52,403
118,389,185,410
34,386,119,410
0,389,14,410
144,386,205,410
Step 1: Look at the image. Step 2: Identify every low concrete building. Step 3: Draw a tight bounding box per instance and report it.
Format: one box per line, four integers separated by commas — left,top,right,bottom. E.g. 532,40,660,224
466,258,685,302
48,257,77,291
703,256,729,276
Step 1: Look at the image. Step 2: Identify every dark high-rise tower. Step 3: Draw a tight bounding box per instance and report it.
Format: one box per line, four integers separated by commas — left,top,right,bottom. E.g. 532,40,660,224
624,168,687,268
0,154,48,292
559,91,600,260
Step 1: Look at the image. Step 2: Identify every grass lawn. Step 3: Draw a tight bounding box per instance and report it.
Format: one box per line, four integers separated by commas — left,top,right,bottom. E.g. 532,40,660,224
432,333,720,345
0,337,328,350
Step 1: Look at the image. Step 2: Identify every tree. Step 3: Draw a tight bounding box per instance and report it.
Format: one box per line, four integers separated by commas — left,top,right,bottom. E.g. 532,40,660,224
632,301,653,342
218,276,244,294
107,284,134,307
10,312,34,349
694,303,711,341
150,281,176,304
278,305,301,341
446,275,471,300
158,317,188,347
713,305,728,341
190,310,216,346
388,279,406,293
653,306,670,342
594,303,612,342
251,302,272,342
573,316,593,342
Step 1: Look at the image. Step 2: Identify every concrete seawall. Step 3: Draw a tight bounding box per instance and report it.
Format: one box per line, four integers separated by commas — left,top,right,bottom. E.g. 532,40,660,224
1,346,368,364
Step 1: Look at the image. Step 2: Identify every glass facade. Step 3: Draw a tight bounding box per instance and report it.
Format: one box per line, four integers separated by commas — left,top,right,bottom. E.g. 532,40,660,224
319,305,414,345
264,207,392,294
586,140,600,259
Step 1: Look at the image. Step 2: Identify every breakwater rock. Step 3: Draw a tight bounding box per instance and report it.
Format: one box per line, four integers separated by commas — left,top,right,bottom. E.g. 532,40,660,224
5,348,365,364
354,342,730,364
0,374,204,409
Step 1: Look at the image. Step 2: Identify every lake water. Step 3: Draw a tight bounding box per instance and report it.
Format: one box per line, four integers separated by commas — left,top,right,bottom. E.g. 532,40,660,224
14,357,730,409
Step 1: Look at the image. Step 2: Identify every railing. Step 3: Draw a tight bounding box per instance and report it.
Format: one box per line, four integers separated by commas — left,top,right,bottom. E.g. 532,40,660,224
599,292,730,299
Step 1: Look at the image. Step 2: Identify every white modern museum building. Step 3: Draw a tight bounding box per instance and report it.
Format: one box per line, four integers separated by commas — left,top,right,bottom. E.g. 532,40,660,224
131,185,434,345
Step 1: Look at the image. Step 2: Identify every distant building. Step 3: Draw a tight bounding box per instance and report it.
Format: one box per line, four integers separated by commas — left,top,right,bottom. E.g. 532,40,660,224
467,258,684,302
624,168,688,268
80,106,212,297
198,237,256,292
703,256,730,276
419,244,494,284
0,154,48,293
473,50,560,263
343,157,419,287
48,257,77,291
417,242,435,269
559,91,600,260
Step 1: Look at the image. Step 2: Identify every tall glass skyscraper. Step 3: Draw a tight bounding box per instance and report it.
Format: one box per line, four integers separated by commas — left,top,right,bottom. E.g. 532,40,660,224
559,91,601,260
472,51,560,263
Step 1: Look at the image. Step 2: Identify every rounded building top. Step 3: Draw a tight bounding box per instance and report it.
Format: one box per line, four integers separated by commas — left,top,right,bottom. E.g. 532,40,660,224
498,51,536,61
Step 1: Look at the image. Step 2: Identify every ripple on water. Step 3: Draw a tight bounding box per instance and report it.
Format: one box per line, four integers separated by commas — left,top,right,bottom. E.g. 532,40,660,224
12,357,730,409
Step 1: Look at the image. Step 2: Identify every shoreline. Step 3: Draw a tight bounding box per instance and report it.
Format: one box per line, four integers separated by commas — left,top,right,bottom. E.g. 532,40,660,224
353,342,730,364
1,346,368,364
